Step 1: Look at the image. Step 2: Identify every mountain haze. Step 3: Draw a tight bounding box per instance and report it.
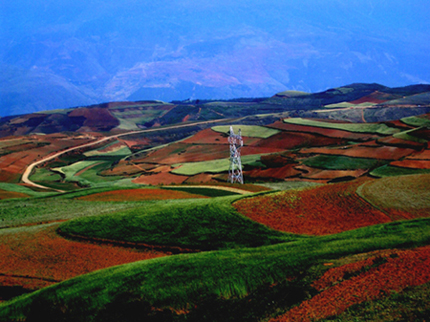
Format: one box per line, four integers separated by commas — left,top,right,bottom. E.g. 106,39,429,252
1,0,429,116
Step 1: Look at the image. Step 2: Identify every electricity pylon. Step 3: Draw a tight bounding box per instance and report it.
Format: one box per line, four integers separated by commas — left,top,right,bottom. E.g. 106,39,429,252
228,126,244,184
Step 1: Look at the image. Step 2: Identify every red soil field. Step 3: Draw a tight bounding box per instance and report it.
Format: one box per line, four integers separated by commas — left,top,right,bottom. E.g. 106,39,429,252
233,179,392,235
272,245,430,322
76,188,207,201
293,165,367,180
0,189,29,200
136,143,229,164
132,172,188,185
0,224,167,292
181,128,229,144
68,107,119,130
250,131,345,150
102,161,156,176
376,136,425,149
301,144,416,160
406,148,430,160
390,159,430,169
184,173,218,184
268,121,378,141
244,164,301,180
349,92,388,104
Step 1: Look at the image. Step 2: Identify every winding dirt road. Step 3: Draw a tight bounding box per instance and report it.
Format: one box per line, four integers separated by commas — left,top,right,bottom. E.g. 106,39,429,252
22,118,241,191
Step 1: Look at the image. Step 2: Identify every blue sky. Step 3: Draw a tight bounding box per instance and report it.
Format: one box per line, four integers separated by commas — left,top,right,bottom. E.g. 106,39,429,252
0,0,429,115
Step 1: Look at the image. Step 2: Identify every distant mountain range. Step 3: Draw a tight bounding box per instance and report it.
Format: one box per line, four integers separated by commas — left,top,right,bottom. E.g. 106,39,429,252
1,83,430,138
1,1,429,116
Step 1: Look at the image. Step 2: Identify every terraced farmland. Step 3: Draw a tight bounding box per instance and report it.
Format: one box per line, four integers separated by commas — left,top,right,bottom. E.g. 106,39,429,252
1,97,430,320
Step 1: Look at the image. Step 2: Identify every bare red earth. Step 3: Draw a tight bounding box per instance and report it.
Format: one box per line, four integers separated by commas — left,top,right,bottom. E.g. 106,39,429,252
133,172,188,185
233,179,392,235
0,189,29,200
0,224,167,292
268,121,378,141
301,144,416,160
272,246,430,322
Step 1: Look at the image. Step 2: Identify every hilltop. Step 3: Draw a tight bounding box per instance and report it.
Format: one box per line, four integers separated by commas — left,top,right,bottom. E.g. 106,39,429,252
0,83,430,321
1,83,430,138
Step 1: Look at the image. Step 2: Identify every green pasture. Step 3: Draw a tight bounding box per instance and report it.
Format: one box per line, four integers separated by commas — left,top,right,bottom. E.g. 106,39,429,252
0,182,54,197
59,196,294,251
284,118,400,135
393,127,428,143
212,125,280,138
323,102,377,109
275,90,310,97
2,212,430,321
84,141,132,157
29,167,63,183
171,154,266,176
110,109,167,130
401,115,430,127
370,165,430,178
0,139,31,149
303,155,387,170
162,186,241,197
52,160,123,187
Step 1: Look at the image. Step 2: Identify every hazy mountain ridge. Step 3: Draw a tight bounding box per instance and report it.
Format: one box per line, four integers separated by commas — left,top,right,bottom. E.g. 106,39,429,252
1,1,429,116
1,83,430,138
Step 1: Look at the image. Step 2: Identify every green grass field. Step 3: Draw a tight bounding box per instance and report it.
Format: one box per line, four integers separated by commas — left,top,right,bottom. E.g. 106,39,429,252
162,186,241,197
59,196,296,251
212,125,280,138
172,154,266,176
303,155,387,170
284,118,400,135
370,165,430,178
2,214,430,321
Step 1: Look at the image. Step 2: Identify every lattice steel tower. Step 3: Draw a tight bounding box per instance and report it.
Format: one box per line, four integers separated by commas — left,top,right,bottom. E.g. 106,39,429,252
228,126,244,184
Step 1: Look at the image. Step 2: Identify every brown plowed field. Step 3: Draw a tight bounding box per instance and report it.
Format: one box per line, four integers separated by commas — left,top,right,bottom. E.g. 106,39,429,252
244,164,301,180
132,172,188,185
294,166,367,180
376,136,425,149
250,131,345,150
271,245,430,322
390,159,430,169
406,148,430,160
233,179,393,235
136,143,228,164
0,224,167,293
301,144,416,160
180,128,229,144
358,174,430,219
0,189,29,200
268,121,378,140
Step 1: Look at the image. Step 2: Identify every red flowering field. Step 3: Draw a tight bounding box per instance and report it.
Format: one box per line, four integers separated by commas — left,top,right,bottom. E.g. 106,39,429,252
76,188,207,201
0,224,167,293
271,245,430,322
233,179,393,235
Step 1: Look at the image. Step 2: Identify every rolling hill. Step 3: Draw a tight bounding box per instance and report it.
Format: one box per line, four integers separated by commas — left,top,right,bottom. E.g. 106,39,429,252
1,84,430,321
